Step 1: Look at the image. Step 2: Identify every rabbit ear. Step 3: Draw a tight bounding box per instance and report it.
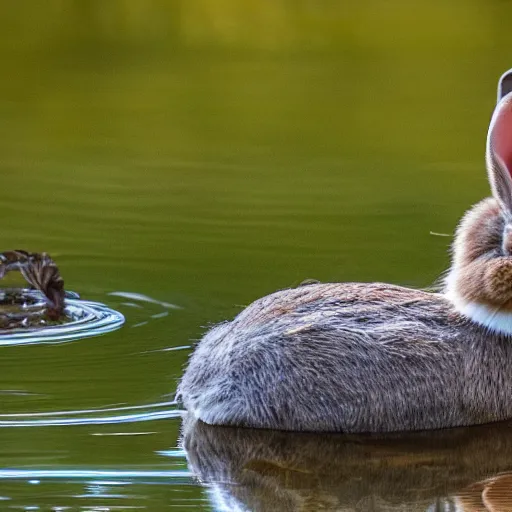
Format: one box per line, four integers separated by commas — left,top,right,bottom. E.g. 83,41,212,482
487,92,512,216
498,68,512,101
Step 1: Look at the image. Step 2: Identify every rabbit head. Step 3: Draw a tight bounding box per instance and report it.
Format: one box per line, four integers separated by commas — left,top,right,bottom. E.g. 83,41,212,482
445,93,512,335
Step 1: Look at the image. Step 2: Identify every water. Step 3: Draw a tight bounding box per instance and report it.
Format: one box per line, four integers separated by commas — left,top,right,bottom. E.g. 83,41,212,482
1,1,512,510
0,289,125,345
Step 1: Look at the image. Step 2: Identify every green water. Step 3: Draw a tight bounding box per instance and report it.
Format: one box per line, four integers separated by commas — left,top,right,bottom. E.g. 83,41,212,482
0,1,511,510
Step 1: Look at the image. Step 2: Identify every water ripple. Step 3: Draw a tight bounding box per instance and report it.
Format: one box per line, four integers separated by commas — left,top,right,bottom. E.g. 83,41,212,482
0,290,125,346
0,469,192,480
0,401,183,427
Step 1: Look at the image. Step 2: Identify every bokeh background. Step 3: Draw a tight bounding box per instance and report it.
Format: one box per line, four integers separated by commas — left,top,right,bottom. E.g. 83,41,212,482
0,1,509,509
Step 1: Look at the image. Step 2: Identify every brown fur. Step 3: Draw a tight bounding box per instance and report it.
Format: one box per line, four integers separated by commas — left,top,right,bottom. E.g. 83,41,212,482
447,197,512,308
0,250,65,319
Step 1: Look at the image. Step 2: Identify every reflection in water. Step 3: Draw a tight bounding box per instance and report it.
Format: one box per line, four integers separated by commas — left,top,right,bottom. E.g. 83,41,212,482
182,414,512,511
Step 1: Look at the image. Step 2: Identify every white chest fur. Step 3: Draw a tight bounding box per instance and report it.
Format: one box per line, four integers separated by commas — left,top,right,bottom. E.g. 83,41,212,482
445,288,512,336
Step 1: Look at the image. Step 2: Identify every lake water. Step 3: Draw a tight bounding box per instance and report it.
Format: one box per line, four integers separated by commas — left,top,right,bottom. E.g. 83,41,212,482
1,1,512,510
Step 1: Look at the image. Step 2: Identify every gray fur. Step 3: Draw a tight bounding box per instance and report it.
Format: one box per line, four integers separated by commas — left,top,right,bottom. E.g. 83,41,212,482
177,283,512,432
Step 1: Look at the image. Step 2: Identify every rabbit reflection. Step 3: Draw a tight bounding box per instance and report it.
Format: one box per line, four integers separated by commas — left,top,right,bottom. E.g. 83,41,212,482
182,414,512,512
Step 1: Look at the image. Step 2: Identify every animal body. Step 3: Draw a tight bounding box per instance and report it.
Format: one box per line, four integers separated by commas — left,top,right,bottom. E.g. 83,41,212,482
178,77,512,433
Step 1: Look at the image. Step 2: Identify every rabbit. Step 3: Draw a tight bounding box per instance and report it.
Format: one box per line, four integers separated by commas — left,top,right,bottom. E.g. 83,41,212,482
177,87,512,433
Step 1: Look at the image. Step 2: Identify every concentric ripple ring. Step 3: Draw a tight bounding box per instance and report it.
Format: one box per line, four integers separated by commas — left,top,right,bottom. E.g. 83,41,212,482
0,290,125,345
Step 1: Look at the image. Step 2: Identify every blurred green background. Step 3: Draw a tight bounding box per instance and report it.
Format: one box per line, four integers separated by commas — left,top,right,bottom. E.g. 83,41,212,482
0,0,509,509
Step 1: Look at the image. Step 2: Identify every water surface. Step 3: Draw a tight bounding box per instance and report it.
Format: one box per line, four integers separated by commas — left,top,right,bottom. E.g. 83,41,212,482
1,1,512,510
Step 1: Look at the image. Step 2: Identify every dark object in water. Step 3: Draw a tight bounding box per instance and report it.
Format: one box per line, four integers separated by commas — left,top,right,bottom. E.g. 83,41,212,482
182,414,512,512
0,250,65,321
177,73,512,433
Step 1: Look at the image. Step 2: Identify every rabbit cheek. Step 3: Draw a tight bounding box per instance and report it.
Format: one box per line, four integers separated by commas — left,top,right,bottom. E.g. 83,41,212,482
485,260,512,304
